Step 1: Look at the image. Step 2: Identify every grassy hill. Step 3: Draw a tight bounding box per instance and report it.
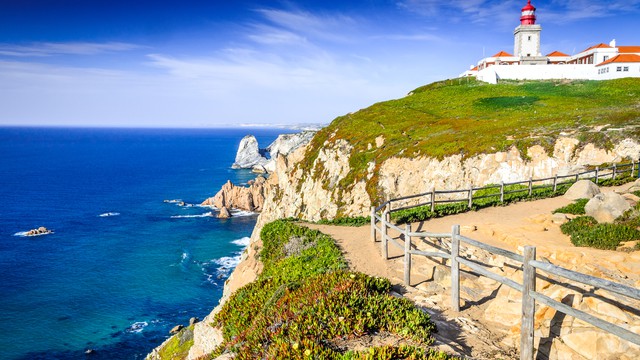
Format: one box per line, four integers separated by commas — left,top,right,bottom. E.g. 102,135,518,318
298,78,640,201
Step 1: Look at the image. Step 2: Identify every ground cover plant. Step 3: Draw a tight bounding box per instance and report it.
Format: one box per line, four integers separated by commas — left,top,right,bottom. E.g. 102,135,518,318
552,199,589,215
560,197,640,250
295,78,640,204
210,220,456,359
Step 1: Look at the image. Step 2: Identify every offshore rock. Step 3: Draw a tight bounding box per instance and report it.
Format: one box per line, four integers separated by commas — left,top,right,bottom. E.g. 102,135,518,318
218,207,231,219
261,131,316,173
231,135,268,169
202,177,266,212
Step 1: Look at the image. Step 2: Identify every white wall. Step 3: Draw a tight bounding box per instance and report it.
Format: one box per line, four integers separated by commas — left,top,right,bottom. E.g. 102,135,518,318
596,63,640,80
477,64,596,84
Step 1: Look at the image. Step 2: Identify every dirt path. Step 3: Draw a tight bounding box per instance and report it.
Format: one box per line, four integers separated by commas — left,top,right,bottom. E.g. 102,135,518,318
305,185,638,359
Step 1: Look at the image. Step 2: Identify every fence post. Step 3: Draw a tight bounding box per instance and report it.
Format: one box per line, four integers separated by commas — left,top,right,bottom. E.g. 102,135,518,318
500,181,505,203
595,166,599,184
382,210,389,260
520,246,537,360
451,225,460,312
528,177,533,197
613,164,617,180
404,223,412,286
553,175,558,193
370,206,376,242
430,188,436,212
468,186,473,209
575,173,579,183
632,162,636,178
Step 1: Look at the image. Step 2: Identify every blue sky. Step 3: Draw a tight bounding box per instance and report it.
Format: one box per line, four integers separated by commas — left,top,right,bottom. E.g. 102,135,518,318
0,0,638,127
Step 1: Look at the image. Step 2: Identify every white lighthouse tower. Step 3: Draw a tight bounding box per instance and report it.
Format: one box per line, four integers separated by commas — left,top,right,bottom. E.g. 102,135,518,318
514,1,546,64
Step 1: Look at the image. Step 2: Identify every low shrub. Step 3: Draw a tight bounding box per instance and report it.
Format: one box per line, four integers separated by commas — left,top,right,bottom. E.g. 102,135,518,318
211,220,452,359
553,199,589,215
560,216,640,250
317,216,371,227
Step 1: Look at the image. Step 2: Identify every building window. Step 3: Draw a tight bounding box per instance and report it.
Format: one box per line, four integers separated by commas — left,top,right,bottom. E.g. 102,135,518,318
617,66,622,72
623,66,629,72
603,56,609,61
528,36,531,41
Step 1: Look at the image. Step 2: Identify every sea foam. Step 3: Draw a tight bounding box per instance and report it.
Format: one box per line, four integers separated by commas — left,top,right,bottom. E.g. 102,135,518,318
99,212,120,217
170,212,214,219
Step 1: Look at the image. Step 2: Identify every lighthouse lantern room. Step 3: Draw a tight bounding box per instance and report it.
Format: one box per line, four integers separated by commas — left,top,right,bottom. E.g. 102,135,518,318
514,1,545,64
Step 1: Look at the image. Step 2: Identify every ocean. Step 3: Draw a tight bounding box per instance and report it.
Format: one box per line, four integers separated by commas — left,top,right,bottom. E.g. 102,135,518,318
0,127,292,359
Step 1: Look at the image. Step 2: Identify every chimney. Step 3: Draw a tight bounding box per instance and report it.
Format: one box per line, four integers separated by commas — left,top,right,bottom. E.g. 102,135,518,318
609,39,616,48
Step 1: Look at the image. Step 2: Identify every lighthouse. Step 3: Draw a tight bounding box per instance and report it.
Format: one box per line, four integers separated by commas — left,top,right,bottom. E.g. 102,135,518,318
514,1,545,64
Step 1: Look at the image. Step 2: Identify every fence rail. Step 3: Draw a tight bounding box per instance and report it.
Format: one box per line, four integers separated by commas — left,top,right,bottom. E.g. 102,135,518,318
380,161,639,214
370,161,640,360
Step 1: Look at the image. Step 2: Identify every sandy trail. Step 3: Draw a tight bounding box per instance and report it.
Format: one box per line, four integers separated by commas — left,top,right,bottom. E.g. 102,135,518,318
305,186,638,359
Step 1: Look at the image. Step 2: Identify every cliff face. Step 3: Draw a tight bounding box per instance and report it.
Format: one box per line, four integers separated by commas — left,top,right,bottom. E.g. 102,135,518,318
151,135,640,359
257,136,640,223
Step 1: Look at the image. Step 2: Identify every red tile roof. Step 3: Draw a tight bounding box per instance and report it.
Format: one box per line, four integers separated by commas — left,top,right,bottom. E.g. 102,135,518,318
546,51,569,57
596,54,640,66
618,46,640,54
581,43,613,53
491,51,514,57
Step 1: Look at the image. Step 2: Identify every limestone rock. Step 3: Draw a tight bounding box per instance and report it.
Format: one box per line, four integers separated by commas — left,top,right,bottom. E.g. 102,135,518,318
585,192,631,223
202,177,266,212
218,207,231,219
252,131,316,173
231,135,268,169
552,213,569,225
169,325,184,334
564,180,601,200
628,179,640,193
189,317,199,326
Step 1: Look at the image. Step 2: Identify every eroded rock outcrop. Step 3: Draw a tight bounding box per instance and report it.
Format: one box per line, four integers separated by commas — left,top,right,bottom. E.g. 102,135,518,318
585,192,631,223
201,177,266,212
257,131,316,173
231,135,268,169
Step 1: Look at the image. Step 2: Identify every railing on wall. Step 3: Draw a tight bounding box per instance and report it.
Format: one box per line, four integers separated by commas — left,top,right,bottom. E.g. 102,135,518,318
370,161,640,360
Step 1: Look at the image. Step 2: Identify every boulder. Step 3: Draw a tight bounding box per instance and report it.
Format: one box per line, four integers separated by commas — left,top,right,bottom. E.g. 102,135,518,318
189,317,199,326
585,192,631,223
231,135,268,169
628,178,640,193
218,207,231,219
169,325,184,334
564,180,600,200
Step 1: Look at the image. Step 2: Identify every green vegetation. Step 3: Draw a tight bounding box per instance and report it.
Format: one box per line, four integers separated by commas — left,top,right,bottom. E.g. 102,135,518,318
297,78,640,203
560,196,640,250
316,216,371,227
158,325,195,360
553,199,589,215
210,220,455,359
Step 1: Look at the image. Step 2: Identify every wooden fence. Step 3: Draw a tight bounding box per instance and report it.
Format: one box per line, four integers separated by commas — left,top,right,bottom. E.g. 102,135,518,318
380,161,638,214
370,162,640,360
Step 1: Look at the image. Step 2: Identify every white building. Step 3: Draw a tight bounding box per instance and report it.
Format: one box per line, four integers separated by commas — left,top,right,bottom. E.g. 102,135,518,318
461,1,640,83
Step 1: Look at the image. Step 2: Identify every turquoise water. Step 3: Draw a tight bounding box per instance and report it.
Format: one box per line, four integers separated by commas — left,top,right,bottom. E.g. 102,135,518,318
0,127,289,359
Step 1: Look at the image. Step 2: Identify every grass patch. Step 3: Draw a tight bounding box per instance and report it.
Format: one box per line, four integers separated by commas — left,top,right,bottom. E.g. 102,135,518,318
158,325,194,360
295,78,640,203
317,216,371,227
553,199,589,215
211,220,454,359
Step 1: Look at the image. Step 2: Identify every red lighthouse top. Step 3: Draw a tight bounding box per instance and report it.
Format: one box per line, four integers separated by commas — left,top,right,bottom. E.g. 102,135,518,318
520,0,537,25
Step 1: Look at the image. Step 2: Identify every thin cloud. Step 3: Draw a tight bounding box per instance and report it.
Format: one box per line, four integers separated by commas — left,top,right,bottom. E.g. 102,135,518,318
0,42,141,57
254,8,358,43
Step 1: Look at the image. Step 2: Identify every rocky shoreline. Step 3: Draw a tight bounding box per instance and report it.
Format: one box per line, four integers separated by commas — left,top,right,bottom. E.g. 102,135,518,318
147,132,640,360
